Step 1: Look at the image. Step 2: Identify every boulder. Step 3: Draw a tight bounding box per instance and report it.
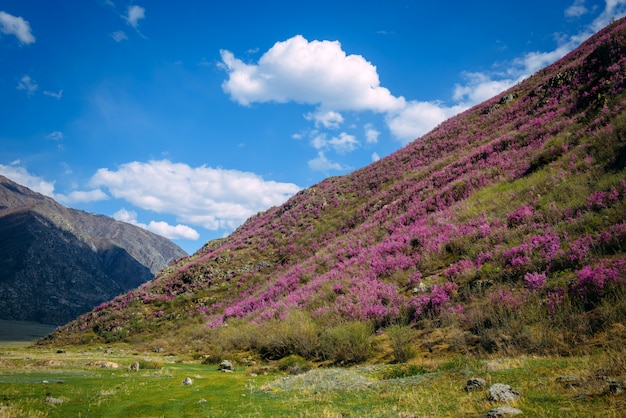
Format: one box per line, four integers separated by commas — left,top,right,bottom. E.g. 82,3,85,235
182,377,193,385
87,361,119,369
487,383,520,402
219,360,234,372
486,405,523,417
465,377,487,392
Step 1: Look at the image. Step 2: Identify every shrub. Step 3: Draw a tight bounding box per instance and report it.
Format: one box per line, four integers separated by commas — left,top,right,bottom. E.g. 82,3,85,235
319,321,374,365
138,359,163,370
379,363,427,379
385,324,416,363
523,271,547,292
277,354,313,375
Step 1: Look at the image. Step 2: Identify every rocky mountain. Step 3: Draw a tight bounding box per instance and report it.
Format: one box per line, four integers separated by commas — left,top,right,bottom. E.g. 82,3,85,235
0,175,187,325
46,18,626,361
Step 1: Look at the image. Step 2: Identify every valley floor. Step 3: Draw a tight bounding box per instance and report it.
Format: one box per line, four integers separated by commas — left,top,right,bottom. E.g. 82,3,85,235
0,345,624,417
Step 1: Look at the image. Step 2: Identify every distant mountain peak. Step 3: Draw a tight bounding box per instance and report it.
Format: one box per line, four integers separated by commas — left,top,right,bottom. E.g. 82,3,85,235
0,175,187,325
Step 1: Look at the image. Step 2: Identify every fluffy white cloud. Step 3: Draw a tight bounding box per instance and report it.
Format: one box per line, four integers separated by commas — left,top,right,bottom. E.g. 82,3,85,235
220,35,406,113
0,163,108,204
114,208,199,240
125,5,145,28
0,164,55,197
387,101,467,145
91,160,301,231
219,1,626,149
57,189,109,204
308,151,346,172
16,75,38,96
311,132,360,154
305,110,344,129
0,11,35,45
453,72,519,104
364,124,380,144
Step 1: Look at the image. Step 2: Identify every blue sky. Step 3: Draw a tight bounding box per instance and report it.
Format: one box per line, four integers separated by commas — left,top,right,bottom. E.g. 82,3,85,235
1,0,625,254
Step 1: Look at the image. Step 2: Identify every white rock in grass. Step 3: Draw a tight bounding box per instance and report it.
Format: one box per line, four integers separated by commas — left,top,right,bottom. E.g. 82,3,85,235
182,377,193,385
487,383,520,402
486,405,523,417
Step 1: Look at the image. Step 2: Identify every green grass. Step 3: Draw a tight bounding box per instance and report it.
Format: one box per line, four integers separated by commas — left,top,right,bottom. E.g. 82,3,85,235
0,346,624,417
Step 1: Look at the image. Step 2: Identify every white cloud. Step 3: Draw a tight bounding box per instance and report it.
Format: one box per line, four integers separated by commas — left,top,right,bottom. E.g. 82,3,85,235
566,0,590,17
364,123,380,144
219,1,626,149
56,189,109,204
329,132,359,154
219,35,406,113
0,164,55,197
16,75,38,96
125,5,145,28
371,152,381,162
43,89,63,99
90,160,301,231
387,101,467,144
311,132,360,153
0,163,108,204
308,151,346,171
449,0,626,115
305,110,344,129
46,131,64,141
113,208,199,240
0,11,35,45
453,72,519,104
590,0,626,32
110,30,128,42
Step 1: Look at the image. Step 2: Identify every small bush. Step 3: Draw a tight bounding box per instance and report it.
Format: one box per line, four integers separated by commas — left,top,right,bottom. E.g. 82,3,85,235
138,359,163,370
439,354,483,373
277,354,312,375
380,363,427,379
386,324,416,363
319,321,374,365
255,311,321,360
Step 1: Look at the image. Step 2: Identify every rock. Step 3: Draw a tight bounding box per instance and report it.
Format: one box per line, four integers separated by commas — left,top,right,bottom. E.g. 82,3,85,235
129,361,140,372
182,377,193,385
486,405,523,417
608,380,624,394
488,383,520,402
87,361,119,369
465,377,487,392
556,375,583,387
45,397,64,405
219,360,234,372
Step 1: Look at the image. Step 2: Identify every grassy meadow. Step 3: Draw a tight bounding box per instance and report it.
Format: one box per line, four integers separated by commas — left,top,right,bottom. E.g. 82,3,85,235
0,342,624,417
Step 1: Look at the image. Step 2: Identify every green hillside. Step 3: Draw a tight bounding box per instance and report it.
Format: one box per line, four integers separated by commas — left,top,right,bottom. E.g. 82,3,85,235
43,17,626,368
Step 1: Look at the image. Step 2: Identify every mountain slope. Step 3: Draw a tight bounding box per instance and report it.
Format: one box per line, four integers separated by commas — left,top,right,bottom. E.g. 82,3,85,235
46,18,626,359
0,176,187,325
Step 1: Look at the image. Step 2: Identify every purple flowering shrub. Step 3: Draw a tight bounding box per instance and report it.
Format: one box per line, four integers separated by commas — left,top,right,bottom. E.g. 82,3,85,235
409,282,459,319
571,259,626,307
